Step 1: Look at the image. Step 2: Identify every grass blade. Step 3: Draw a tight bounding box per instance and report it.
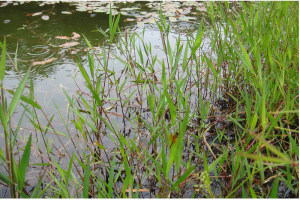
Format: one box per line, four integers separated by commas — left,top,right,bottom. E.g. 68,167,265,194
18,134,32,191
83,156,90,198
7,66,31,123
0,37,6,82
170,165,195,192
30,171,46,198
6,89,41,109
250,131,290,160
108,151,117,197
110,12,121,44
270,175,279,198
76,58,92,88
0,171,13,185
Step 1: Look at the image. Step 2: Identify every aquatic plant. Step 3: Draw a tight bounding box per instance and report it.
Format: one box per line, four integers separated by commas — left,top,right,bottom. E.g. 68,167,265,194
0,1,298,198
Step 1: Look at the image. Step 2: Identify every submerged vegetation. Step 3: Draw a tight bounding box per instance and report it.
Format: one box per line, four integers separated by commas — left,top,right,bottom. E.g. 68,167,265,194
0,1,299,198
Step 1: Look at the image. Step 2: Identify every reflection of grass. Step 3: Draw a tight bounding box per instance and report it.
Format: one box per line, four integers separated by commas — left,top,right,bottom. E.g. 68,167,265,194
0,1,299,198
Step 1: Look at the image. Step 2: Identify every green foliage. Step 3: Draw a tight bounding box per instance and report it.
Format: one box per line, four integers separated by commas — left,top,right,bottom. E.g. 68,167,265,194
0,2,298,198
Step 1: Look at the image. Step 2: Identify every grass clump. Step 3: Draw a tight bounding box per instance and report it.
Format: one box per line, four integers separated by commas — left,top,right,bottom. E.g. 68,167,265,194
0,1,298,198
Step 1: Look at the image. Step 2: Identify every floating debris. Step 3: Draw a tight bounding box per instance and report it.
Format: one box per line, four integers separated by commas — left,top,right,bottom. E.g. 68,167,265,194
121,11,129,15
143,17,156,24
55,36,71,40
164,12,176,17
32,12,43,16
93,8,106,13
197,6,207,12
59,42,79,47
106,3,118,9
61,11,72,14
41,15,49,20
31,58,57,66
137,22,144,27
145,12,159,18
169,17,177,22
106,9,118,15
0,2,9,7
70,50,79,54
55,32,80,40
178,16,196,21
124,18,136,22
184,1,197,6
76,7,87,12
121,7,140,11
71,32,80,39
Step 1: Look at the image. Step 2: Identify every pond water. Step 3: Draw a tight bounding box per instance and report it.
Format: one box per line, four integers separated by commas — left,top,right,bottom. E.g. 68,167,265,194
0,2,209,132
0,1,223,198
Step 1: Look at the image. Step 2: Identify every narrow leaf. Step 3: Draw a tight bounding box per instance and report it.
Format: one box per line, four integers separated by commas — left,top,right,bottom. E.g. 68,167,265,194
19,134,32,191
7,67,31,123
0,37,6,81
7,89,41,109
83,157,90,198
30,171,46,198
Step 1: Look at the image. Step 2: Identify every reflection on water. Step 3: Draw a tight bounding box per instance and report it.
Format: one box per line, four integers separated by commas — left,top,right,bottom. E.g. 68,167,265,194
0,0,209,116
0,1,208,80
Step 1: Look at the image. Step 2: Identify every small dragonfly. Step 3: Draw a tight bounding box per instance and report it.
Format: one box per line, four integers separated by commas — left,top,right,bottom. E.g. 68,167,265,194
169,131,179,148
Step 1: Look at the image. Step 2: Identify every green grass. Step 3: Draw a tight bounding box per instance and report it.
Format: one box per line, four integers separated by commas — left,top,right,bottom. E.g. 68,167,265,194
0,1,298,198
